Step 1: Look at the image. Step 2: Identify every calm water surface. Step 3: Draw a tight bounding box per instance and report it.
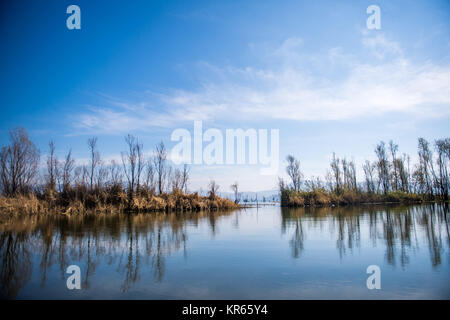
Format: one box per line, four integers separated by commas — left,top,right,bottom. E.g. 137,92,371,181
0,204,449,299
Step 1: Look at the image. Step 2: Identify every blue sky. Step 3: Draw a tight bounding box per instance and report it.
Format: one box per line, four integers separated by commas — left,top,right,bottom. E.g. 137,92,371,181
0,0,449,191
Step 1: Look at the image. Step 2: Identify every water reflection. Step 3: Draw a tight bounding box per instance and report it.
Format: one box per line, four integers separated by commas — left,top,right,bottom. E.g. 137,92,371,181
0,231,32,299
0,210,234,298
280,204,449,267
0,204,449,299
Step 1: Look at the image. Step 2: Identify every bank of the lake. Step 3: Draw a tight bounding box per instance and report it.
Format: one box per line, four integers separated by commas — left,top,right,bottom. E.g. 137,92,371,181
279,188,444,207
0,191,239,216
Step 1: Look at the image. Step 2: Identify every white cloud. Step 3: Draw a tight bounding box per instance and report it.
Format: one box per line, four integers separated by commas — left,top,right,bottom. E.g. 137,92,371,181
362,34,403,59
74,34,450,133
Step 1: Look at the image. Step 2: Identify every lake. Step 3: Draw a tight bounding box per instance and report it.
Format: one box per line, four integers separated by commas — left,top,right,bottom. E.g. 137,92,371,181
0,204,449,299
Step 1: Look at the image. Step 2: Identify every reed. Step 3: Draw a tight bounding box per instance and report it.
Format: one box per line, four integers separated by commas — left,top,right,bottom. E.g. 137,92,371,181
0,190,239,216
280,188,424,207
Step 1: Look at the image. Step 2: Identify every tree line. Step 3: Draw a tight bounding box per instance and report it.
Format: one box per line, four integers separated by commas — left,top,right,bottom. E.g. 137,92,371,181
0,127,240,213
280,137,449,205
1,127,448,209
0,127,190,198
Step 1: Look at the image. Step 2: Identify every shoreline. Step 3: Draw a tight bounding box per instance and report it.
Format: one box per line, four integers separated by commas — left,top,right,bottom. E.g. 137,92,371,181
279,188,449,208
0,193,447,216
242,199,447,208
0,192,241,216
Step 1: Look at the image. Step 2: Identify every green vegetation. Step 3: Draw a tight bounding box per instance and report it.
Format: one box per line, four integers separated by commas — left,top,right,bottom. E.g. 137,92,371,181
280,138,449,207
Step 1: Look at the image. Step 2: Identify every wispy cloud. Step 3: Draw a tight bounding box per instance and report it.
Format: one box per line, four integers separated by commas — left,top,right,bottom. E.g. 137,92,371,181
73,33,450,133
362,33,403,59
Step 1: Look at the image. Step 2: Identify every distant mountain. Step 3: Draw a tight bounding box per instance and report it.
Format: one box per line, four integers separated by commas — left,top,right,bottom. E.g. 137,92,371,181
217,190,280,202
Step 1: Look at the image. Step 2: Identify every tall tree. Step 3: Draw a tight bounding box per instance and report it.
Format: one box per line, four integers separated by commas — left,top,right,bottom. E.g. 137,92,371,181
108,159,123,188
87,137,100,191
417,138,436,197
181,164,190,193
46,140,59,193
362,160,376,193
208,180,220,199
435,138,449,200
286,155,302,192
230,182,240,204
375,141,390,194
61,150,75,192
153,141,168,195
121,134,140,201
0,127,40,195
389,140,399,191
330,153,342,193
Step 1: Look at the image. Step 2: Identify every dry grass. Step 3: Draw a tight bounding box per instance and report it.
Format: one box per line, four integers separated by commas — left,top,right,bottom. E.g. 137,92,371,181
280,188,424,207
0,194,50,215
0,190,240,216
129,191,239,212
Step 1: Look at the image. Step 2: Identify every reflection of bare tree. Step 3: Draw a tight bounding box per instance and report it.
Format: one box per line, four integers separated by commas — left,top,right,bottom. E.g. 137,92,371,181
383,209,396,265
0,232,32,299
0,209,235,298
290,220,304,258
368,209,379,246
120,218,140,292
208,213,217,236
39,223,57,286
398,207,413,267
83,234,97,289
153,225,165,282
443,203,450,248
418,205,444,267
281,208,305,258
333,208,361,258
280,204,449,267
336,212,346,258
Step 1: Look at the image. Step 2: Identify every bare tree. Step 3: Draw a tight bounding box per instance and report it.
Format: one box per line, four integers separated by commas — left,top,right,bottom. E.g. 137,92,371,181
122,134,139,200
74,165,86,188
87,137,100,190
348,160,357,191
286,155,302,192
96,162,109,189
375,141,390,194
389,140,399,191
330,152,342,193
143,158,155,193
169,164,189,193
342,158,356,191
208,180,220,199
230,182,241,204
153,141,168,195
278,178,286,190
0,127,40,195
45,141,59,193
171,168,184,191
435,138,449,200
181,164,190,193
396,154,410,192
136,141,144,194
325,170,334,192
417,138,436,197
362,160,376,193
61,150,75,192
108,159,123,188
